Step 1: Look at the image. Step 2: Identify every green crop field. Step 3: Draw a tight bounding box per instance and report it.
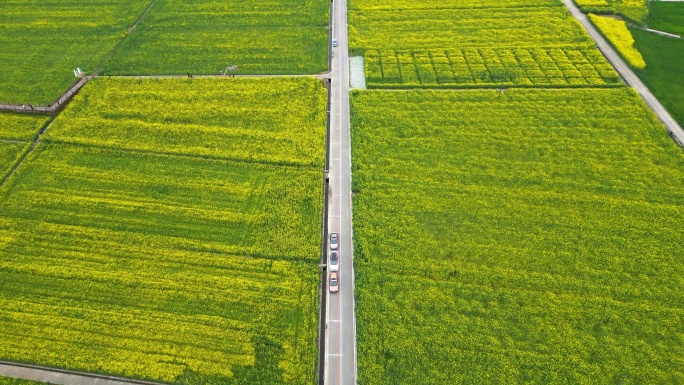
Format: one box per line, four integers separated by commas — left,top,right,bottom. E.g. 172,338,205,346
104,0,329,75
648,1,684,35
351,88,684,384
349,0,621,88
0,78,326,384
630,2,684,127
0,0,151,105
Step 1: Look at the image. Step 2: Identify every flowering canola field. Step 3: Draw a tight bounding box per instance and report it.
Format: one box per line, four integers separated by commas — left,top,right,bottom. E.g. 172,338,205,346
350,0,622,88
351,88,684,384
0,78,326,384
104,0,329,75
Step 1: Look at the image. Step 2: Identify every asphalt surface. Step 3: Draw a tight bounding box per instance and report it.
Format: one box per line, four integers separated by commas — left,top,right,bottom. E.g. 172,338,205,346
0,362,161,385
324,0,357,382
562,0,684,148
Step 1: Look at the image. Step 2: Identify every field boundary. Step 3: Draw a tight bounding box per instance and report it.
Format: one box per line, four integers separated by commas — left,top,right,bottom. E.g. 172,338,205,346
0,361,165,385
562,0,684,148
0,76,90,114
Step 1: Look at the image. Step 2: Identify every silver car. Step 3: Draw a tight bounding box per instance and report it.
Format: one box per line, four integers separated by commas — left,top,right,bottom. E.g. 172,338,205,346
330,232,339,251
329,250,339,272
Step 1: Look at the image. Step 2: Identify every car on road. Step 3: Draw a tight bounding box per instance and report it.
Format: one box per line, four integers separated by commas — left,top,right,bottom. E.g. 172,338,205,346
332,38,338,47
329,250,339,272
329,272,339,293
330,232,339,251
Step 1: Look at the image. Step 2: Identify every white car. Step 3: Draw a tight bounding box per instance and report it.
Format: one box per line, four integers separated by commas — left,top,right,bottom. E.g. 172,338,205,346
330,232,339,251
329,250,339,272
332,38,338,47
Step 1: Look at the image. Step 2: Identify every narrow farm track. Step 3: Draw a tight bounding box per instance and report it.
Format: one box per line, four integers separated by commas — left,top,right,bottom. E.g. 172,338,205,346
0,76,90,114
562,0,684,148
0,361,164,385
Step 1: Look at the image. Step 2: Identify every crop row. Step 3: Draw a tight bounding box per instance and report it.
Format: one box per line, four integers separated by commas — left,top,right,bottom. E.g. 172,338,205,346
364,47,620,87
45,77,327,168
0,0,151,105
350,0,561,11
351,87,684,384
104,0,329,75
349,6,591,52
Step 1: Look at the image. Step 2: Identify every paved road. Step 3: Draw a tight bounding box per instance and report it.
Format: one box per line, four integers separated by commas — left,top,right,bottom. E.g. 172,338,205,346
0,362,161,385
325,0,357,382
562,0,684,148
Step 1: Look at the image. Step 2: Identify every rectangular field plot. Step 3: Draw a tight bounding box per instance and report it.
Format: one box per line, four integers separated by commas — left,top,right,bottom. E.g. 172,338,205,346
350,88,684,384
0,78,325,384
104,0,329,75
0,0,151,105
364,47,620,88
349,5,591,52
45,77,326,167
